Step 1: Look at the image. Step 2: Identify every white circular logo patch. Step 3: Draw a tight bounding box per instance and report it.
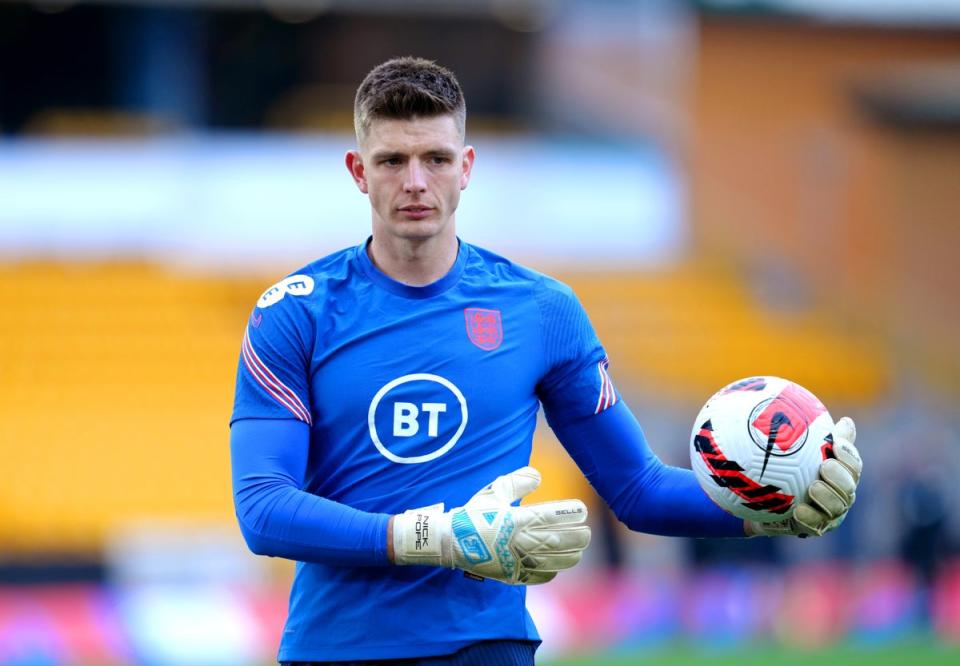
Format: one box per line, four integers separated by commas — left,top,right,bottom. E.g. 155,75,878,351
258,275,315,308
368,373,468,464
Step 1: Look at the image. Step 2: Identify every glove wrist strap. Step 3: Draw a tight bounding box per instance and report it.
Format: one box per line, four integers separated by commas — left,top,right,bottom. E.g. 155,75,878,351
393,505,450,567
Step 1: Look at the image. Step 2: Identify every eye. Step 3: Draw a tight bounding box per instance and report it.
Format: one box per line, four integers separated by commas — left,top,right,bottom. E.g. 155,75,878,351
430,155,451,165
382,157,403,167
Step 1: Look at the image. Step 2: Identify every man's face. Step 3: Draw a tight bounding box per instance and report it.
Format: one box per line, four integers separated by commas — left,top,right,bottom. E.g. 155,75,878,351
346,115,475,243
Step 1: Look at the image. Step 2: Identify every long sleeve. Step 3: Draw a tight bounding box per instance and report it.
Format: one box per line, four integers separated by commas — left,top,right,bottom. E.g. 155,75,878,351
552,401,745,538
230,417,390,565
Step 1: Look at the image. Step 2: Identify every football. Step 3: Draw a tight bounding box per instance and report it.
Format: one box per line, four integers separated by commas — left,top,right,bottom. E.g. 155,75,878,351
689,376,836,523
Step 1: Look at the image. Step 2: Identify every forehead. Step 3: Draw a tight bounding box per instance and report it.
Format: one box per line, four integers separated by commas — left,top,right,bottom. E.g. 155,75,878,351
362,115,462,154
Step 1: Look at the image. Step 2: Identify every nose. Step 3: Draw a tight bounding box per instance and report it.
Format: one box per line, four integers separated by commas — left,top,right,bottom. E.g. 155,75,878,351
403,159,428,194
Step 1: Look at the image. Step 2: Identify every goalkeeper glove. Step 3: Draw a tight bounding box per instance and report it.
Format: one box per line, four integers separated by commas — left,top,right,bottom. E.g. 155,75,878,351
746,416,862,537
391,466,591,585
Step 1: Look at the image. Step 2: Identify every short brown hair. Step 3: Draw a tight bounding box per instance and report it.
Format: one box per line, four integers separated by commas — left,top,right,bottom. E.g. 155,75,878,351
354,57,466,143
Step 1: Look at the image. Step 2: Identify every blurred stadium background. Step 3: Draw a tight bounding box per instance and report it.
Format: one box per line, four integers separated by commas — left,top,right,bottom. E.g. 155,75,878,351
1,0,960,663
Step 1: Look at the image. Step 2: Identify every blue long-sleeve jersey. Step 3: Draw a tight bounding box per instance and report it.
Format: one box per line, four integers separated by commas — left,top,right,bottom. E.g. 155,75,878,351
230,239,742,661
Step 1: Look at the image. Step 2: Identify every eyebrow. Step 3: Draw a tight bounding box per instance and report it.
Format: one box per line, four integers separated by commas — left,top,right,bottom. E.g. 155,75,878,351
424,149,457,159
371,148,457,161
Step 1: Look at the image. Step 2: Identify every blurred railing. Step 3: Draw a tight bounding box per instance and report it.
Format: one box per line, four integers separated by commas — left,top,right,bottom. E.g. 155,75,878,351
1,559,958,665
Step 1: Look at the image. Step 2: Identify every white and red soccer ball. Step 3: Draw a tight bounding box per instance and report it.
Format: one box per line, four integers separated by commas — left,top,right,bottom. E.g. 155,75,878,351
690,376,837,523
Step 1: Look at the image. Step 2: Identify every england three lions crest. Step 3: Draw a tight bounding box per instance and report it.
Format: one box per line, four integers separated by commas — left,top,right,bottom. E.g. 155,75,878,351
464,308,502,351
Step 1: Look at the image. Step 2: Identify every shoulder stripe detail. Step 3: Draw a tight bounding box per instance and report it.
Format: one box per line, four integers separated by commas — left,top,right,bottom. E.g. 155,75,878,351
241,330,312,425
595,360,605,414
594,358,617,415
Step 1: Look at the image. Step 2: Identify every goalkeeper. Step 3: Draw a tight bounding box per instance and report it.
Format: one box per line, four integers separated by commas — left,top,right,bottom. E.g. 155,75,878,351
230,57,863,665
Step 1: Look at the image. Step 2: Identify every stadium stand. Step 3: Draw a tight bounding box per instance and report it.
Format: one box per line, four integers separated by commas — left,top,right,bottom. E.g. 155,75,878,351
0,261,886,555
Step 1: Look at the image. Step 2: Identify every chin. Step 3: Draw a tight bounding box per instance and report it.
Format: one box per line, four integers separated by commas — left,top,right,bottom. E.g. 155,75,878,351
389,218,449,240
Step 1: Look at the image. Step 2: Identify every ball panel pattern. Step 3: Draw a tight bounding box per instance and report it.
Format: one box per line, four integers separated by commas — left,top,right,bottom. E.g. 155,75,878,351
690,376,834,523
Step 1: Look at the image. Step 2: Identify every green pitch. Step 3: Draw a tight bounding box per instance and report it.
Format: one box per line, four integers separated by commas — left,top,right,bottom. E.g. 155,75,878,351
544,641,960,666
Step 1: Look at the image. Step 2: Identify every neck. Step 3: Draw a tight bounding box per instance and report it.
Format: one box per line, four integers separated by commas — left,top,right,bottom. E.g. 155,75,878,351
367,231,459,287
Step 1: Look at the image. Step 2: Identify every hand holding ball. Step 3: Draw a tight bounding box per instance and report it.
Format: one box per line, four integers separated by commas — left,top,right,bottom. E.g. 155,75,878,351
689,376,862,536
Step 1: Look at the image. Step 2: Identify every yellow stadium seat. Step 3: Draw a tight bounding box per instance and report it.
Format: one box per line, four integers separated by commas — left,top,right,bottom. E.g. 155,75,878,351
0,260,888,555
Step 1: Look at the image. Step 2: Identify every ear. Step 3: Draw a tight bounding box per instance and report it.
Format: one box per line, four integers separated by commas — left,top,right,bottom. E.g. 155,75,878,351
460,145,476,191
345,150,368,194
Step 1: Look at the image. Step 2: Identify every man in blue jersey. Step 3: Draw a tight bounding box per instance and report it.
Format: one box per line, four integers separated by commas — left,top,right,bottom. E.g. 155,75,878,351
230,57,862,665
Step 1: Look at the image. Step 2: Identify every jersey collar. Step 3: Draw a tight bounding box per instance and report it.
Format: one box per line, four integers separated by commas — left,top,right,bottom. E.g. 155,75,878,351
355,236,468,299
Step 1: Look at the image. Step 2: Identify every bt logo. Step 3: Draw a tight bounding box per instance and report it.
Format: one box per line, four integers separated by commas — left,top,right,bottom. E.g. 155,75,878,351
368,374,468,464
393,402,447,438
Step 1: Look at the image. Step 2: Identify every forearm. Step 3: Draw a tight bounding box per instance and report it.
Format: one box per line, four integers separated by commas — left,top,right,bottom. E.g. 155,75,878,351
551,401,746,538
231,418,391,566
386,516,395,563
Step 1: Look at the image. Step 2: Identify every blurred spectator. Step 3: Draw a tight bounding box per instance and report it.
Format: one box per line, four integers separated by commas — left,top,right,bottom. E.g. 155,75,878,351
899,468,950,586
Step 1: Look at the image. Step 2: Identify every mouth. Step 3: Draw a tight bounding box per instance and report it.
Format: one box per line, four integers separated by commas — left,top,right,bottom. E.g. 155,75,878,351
398,206,434,220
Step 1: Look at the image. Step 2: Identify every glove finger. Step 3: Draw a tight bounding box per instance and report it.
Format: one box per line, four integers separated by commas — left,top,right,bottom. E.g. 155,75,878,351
832,438,862,483
820,459,857,502
807,479,848,518
520,499,588,527
472,467,541,506
792,502,829,536
514,525,592,554
519,570,557,585
834,417,856,445
519,550,584,573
